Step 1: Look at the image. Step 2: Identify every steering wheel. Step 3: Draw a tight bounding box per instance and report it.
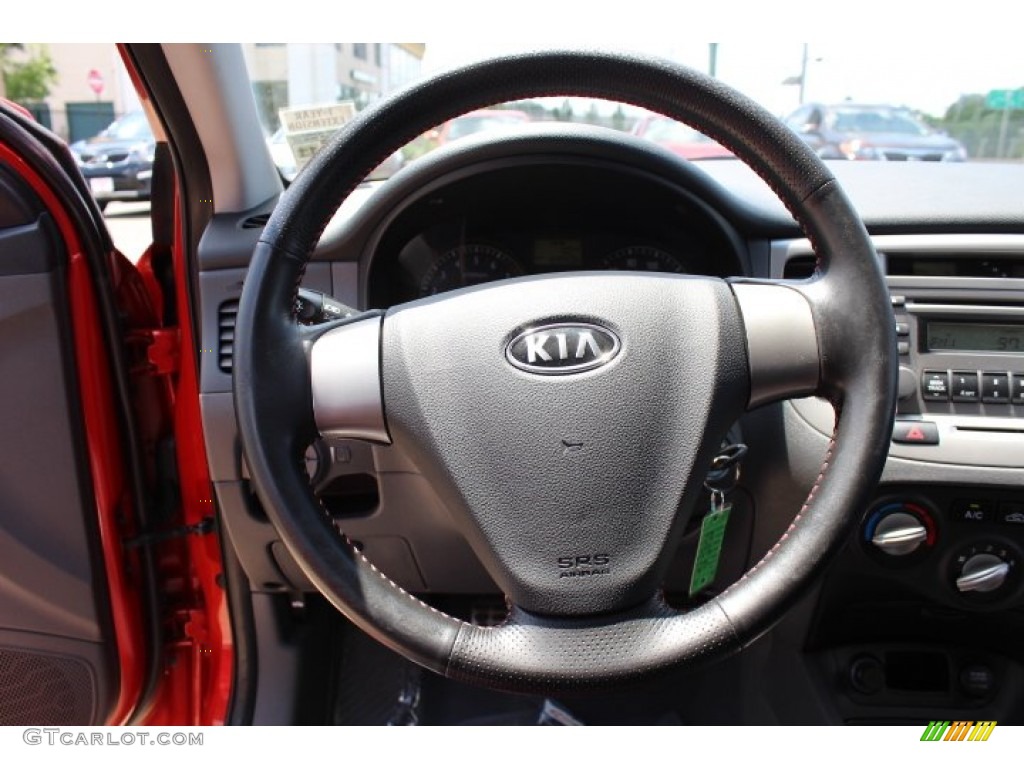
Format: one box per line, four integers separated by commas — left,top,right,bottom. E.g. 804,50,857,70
234,51,896,692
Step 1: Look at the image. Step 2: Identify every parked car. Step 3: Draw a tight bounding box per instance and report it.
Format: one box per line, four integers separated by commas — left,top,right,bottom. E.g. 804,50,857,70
68,110,155,210
1,43,1023,738
785,102,967,161
631,112,734,159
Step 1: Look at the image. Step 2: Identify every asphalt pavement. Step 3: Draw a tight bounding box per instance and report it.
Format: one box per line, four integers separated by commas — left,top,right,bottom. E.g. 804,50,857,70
103,202,152,264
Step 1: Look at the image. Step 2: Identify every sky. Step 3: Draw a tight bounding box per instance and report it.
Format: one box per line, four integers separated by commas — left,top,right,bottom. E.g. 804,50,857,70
421,41,1022,119
10,0,1021,119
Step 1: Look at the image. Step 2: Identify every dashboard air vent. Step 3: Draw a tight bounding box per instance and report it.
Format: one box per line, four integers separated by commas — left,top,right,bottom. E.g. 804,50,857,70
241,213,271,229
218,299,239,373
783,255,817,280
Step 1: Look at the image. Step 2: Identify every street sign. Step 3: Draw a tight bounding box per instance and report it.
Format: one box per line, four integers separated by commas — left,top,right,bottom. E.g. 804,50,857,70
278,102,356,172
86,69,104,96
986,88,1024,110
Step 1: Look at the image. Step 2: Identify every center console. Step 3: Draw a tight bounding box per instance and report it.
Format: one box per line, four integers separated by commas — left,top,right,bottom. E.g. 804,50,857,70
774,234,1024,724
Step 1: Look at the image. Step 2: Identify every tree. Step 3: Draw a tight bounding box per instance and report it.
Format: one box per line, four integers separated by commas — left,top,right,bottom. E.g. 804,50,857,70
611,104,627,131
1,44,59,104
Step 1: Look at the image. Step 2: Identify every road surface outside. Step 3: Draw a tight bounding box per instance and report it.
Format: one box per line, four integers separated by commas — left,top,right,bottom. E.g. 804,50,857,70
103,202,152,264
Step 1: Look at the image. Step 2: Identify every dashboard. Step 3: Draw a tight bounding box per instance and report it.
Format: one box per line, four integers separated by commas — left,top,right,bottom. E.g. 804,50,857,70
365,161,745,306
196,125,1024,723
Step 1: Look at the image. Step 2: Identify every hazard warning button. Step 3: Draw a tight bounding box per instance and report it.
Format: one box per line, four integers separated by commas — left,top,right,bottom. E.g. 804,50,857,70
892,420,940,445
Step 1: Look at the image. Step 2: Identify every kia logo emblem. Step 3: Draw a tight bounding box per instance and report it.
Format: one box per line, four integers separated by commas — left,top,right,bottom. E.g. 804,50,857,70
505,322,621,375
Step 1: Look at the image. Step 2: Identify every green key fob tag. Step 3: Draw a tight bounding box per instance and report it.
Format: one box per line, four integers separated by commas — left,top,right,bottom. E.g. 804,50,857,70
689,501,732,596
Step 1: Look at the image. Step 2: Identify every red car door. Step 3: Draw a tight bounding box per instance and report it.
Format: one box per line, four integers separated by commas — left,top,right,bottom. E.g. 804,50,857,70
0,100,229,726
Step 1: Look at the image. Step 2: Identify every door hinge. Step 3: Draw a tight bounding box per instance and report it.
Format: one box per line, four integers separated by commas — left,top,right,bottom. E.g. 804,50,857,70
126,327,180,376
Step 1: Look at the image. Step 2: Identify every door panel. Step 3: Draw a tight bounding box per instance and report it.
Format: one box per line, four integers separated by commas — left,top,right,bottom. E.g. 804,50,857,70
0,127,118,725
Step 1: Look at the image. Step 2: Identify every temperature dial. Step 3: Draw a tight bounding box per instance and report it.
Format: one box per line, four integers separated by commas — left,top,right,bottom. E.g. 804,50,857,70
864,501,937,559
953,542,1016,596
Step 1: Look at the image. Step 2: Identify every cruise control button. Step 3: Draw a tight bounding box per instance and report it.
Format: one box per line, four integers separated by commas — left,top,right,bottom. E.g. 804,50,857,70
951,499,992,523
892,420,939,445
921,371,949,401
982,373,1009,403
998,502,1024,526
951,371,979,402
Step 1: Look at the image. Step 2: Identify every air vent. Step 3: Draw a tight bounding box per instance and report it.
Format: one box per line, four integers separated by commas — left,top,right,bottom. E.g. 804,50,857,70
218,299,239,373
241,213,271,229
783,255,817,279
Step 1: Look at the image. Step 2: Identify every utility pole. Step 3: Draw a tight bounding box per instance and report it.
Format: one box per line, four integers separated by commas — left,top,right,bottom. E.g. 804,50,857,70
798,43,808,105
708,44,718,78
997,105,1011,159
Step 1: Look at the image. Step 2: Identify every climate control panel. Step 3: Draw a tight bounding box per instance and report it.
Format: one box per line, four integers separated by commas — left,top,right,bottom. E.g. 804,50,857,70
860,486,1024,609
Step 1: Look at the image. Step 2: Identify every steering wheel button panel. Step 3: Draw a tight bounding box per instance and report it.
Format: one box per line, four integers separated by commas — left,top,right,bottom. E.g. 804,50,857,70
729,283,819,408
310,316,391,443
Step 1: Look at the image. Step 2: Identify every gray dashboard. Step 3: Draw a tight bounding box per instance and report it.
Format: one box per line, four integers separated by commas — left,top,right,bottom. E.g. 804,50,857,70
196,128,1024,598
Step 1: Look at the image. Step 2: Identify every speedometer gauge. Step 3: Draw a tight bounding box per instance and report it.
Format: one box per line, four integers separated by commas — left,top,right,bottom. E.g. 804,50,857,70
602,245,686,273
419,244,524,296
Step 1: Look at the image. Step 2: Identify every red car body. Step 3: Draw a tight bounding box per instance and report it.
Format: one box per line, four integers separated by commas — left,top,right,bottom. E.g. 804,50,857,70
631,113,734,160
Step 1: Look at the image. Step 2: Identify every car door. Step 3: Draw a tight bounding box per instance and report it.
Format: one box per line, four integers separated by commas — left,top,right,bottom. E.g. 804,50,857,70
0,101,188,726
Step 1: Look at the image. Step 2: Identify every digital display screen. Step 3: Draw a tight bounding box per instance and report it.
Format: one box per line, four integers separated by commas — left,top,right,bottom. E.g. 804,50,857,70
927,322,1024,353
533,238,583,267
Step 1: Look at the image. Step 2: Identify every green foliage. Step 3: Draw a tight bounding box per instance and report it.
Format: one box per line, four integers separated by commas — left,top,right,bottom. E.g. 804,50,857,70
938,91,1024,159
1,44,59,103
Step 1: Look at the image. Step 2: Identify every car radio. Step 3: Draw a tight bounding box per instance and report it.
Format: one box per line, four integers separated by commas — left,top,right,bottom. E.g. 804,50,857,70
773,234,1024,469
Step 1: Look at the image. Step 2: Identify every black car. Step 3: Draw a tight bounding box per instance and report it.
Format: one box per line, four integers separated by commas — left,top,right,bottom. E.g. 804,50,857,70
785,102,967,161
69,111,154,210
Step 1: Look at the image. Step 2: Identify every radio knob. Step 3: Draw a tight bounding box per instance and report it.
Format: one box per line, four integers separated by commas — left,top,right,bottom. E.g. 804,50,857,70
871,511,929,556
956,553,1011,594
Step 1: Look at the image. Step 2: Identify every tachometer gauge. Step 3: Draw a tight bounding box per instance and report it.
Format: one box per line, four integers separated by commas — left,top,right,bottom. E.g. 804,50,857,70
419,244,524,296
602,245,686,273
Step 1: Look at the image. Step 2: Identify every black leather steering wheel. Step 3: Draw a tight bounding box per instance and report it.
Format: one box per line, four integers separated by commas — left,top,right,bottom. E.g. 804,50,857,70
234,51,896,692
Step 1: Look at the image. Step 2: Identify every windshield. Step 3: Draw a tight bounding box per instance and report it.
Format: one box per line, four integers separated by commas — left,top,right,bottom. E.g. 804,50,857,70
100,111,152,141
242,42,1023,178
444,112,530,140
831,109,930,135
638,118,716,144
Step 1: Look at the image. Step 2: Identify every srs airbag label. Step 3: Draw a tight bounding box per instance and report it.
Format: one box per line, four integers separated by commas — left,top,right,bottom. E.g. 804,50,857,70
557,554,611,578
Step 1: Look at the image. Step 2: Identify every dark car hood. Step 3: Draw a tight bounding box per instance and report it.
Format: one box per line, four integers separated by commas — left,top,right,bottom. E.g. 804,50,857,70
70,135,152,153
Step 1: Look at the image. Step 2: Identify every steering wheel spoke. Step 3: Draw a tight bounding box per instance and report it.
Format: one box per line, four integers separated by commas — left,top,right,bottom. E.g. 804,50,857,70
729,280,821,408
307,312,390,443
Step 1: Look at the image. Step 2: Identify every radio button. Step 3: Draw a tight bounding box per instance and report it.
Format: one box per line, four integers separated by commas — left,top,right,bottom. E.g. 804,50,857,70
898,367,917,401
1012,375,1024,404
951,371,980,402
895,321,910,336
982,373,1010,403
921,371,949,401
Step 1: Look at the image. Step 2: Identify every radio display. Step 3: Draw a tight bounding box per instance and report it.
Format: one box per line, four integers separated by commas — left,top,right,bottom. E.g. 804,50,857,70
926,322,1024,353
